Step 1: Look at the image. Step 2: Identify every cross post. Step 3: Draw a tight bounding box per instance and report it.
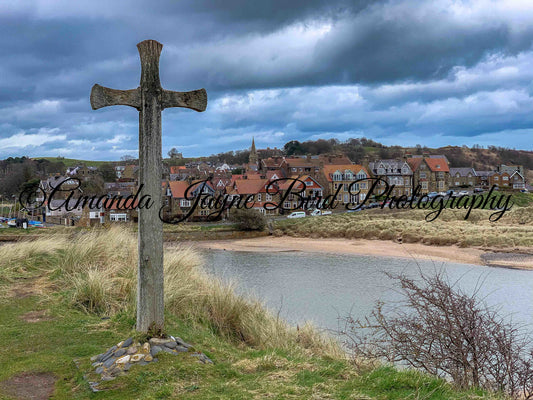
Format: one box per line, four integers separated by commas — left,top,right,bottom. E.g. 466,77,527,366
90,39,207,334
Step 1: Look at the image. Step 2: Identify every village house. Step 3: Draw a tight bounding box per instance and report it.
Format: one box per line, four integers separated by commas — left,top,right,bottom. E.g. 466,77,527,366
104,181,137,197
39,175,83,201
114,165,125,179
321,164,371,205
278,175,324,211
497,164,526,189
121,164,139,181
163,180,217,222
226,177,281,216
407,155,450,194
367,158,413,197
448,167,477,188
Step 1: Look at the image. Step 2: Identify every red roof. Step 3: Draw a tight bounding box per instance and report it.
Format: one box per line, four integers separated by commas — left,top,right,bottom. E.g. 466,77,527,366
406,157,423,171
232,179,266,195
168,181,190,198
170,166,187,174
424,157,449,172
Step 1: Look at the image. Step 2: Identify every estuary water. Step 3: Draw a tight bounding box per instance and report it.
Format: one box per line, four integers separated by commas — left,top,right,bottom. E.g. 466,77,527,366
202,249,533,333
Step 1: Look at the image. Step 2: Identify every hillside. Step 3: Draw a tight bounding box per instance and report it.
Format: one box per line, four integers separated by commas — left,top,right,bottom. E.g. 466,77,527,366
33,157,111,168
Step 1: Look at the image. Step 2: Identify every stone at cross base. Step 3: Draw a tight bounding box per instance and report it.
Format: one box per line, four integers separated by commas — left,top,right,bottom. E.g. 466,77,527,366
90,39,207,334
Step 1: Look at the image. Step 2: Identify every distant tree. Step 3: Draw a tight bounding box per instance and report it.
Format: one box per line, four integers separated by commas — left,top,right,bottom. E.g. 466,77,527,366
167,147,182,159
99,163,116,182
121,155,135,162
284,140,303,156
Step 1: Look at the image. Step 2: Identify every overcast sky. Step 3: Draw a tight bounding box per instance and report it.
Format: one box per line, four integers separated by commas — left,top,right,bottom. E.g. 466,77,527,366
1,0,533,160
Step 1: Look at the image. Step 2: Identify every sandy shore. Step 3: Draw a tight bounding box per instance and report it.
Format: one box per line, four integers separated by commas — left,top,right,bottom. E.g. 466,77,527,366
190,236,533,270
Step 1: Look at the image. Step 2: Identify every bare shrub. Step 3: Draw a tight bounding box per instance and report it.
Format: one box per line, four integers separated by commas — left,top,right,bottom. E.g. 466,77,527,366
230,208,267,231
340,269,533,398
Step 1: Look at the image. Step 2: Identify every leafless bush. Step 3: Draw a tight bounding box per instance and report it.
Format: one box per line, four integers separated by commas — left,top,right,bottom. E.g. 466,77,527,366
340,270,533,398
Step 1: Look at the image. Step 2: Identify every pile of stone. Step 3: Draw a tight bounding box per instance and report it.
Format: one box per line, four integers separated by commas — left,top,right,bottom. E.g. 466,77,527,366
90,336,212,383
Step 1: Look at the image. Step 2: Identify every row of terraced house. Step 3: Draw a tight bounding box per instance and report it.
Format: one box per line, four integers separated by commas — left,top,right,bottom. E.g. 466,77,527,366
37,141,527,224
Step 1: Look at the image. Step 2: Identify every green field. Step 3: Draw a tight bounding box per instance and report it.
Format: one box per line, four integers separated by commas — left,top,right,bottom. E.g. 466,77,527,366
34,157,112,168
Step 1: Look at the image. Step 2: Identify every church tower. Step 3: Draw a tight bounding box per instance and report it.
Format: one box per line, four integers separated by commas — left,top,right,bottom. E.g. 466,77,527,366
249,137,258,164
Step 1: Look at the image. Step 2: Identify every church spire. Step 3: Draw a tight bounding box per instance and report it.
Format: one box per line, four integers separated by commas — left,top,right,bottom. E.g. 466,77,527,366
249,137,258,164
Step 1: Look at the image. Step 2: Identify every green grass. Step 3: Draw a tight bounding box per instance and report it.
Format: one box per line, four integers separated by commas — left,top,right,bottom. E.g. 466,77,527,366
0,294,500,399
0,228,506,399
34,157,111,168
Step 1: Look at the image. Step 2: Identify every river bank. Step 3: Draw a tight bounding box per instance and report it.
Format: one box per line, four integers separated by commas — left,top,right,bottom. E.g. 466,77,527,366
190,236,533,270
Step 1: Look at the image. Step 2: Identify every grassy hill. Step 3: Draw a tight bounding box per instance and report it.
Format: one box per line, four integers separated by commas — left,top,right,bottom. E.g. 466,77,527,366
33,157,111,168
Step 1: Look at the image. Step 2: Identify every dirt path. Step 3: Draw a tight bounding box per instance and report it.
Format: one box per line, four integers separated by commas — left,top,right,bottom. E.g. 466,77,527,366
0,372,56,400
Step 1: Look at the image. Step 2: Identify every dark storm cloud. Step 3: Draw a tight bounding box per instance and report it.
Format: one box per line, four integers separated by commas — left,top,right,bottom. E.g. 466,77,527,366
1,0,533,160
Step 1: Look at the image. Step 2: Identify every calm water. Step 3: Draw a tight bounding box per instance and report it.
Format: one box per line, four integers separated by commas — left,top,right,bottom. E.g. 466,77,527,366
201,249,533,333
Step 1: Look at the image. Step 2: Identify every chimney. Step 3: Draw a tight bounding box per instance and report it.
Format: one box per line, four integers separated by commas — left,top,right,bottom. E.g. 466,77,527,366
362,155,370,170
306,154,311,162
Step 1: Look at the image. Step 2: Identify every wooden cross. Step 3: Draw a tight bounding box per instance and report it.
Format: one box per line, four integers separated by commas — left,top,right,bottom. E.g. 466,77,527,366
90,40,207,333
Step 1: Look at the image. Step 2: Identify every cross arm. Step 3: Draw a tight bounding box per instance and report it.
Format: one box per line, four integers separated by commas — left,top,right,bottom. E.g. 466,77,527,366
90,84,141,110
162,88,207,112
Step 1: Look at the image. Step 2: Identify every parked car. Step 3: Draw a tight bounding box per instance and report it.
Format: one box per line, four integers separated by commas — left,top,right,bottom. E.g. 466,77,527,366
473,188,484,193
458,190,469,196
438,192,447,197
287,211,306,219
427,192,439,198
520,189,529,193
310,209,332,216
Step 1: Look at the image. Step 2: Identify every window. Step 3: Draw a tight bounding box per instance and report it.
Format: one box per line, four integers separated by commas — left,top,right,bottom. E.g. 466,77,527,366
284,201,291,208
180,199,191,207
494,176,499,180
357,172,367,179
344,183,350,191
377,168,385,175
305,180,312,186
344,170,353,180
503,176,509,181
422,182,428,190
257,193,262,201
110,213,128,222
438,181,444,189
334,183,338,190
420,172,427,179
333,172,342,181
266,194,272,201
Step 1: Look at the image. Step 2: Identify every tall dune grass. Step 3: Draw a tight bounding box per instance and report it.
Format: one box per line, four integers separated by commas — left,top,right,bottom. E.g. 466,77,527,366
275,205,533,248
0,226,338,356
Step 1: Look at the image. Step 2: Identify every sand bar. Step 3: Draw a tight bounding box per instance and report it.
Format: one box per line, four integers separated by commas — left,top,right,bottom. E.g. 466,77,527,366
187,236,533,270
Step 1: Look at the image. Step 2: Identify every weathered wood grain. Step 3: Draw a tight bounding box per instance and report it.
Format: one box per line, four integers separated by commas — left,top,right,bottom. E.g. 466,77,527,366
90,39,207,334
90,85,141,110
